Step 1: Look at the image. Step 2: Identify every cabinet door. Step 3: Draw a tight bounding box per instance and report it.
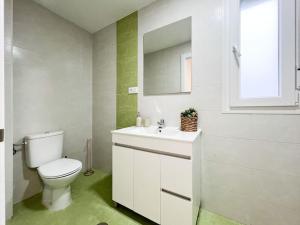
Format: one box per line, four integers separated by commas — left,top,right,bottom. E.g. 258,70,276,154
134,150,161,223
112,145,134,209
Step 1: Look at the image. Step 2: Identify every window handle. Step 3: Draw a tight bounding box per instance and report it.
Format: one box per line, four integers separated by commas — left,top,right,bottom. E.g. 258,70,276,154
232,45,241,67
0,129,3,142
296,67,300,91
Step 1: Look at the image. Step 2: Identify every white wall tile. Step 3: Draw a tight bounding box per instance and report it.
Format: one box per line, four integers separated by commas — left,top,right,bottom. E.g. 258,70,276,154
138,0,300,224
5,0,13,218
203,135,300,176
13,0,92,203
92,23,116,172
200,111,300,143
203,160,300,210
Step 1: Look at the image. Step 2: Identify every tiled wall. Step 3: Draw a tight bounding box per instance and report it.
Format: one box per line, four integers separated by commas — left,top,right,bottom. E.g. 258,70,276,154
10,0,300,224
13,0,93,203
5,0,13,219
93,23,117,172
116,12,138,129
138,0,300,225
92,13,138,172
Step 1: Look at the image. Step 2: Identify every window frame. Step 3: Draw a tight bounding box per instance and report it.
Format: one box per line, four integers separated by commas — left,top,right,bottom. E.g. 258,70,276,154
223,0,299,113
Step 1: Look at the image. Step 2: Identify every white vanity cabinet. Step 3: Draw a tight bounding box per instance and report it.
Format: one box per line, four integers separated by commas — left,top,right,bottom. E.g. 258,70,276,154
112,126,201,225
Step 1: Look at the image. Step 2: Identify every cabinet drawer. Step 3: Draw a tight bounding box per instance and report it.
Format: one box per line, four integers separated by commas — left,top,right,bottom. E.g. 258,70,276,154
161,191,192,225
161,155,192,198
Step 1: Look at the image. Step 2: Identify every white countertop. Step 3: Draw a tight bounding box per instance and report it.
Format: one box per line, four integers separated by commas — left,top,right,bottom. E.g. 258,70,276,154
111,126,202,143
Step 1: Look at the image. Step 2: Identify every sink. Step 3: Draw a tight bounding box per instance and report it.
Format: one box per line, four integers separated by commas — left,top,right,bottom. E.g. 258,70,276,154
112,126,201,142
127,126,179,135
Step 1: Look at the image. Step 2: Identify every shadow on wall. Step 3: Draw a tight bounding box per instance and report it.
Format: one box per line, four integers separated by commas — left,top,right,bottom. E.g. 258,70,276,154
14,140,42,203
19,147,42,202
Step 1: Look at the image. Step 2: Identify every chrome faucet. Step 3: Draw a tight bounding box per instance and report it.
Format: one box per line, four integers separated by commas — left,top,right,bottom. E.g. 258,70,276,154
157,119,165,129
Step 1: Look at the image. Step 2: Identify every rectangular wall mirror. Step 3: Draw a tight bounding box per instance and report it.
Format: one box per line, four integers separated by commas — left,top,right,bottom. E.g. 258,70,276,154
143,17,192,95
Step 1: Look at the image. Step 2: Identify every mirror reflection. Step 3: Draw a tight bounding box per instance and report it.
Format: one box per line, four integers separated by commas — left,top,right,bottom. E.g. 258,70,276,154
143,17,192,95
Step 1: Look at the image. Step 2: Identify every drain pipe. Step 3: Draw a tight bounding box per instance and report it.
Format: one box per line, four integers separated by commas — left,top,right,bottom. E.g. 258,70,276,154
84,138,94,176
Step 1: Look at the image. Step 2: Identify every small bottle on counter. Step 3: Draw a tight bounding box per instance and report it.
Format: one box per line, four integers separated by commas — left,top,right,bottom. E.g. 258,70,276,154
136,112,142,127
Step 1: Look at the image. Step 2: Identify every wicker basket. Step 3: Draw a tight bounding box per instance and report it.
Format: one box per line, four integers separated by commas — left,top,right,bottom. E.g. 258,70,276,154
181,116,198,132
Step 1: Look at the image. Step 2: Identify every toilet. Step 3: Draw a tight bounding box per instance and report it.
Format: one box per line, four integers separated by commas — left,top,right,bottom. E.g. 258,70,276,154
25,130,82,211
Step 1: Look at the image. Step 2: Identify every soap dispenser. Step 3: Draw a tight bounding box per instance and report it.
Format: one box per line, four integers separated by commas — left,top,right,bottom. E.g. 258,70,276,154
136,112,142,127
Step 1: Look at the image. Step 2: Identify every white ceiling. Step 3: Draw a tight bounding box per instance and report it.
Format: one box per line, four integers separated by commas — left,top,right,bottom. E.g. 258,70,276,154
33,0,157,33
144,17,191,54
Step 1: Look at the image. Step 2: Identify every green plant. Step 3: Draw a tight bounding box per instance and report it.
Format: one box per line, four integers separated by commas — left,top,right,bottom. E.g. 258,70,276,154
181,108,198,118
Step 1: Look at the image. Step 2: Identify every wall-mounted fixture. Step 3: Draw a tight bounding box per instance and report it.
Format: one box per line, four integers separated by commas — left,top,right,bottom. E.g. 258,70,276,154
13,141,26,155
143,17,192,96
0,129,3,143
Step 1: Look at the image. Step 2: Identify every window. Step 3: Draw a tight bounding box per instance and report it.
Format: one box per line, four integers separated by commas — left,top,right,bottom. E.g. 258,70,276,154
240,0,279,99
224,0,298,110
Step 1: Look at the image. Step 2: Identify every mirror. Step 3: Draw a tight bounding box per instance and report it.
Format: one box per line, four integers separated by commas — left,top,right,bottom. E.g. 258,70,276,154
143,17,192,95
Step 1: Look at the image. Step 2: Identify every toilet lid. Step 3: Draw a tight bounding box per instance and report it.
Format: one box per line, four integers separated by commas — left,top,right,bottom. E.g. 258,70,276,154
38,158,82,179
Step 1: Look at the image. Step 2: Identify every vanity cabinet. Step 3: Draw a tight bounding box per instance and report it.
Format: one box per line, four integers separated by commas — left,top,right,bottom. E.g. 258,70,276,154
112,126,201,225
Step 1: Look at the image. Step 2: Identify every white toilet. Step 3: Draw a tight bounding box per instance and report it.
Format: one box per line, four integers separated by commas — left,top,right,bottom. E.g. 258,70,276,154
25,130,82,211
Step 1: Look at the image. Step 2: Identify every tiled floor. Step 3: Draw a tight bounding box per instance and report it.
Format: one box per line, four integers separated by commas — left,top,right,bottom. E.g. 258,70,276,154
8,170,241,225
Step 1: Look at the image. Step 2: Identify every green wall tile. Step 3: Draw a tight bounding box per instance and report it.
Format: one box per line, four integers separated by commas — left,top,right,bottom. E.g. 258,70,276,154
116,12,138,129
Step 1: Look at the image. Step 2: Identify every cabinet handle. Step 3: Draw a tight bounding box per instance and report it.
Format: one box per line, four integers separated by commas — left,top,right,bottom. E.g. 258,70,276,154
161,188,191,201
115,143,191,160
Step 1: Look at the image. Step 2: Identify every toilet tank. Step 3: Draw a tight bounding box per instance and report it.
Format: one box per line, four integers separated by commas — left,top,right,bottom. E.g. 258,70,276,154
25,131,64,168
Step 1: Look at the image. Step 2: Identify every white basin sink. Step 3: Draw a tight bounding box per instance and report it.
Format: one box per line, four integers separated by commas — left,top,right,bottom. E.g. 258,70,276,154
133,126,179,135
112,126,201,142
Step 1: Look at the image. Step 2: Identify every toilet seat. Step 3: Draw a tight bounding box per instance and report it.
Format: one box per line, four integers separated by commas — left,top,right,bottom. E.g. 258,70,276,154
38,158,82,179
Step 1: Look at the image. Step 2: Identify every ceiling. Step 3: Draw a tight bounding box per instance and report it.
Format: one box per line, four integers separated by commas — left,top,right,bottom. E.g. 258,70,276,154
33,0,157,33
144,17,191,54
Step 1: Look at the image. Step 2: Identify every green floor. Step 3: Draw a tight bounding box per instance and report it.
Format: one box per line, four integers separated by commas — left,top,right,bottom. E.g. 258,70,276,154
8,170,241,225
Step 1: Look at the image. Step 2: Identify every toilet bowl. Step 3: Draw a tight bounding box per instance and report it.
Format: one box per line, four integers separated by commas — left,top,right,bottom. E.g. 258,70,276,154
24,130,82,211
38,158,82,211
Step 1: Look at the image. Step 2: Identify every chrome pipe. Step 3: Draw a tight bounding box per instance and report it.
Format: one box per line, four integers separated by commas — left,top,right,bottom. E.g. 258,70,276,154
13,141,26,155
